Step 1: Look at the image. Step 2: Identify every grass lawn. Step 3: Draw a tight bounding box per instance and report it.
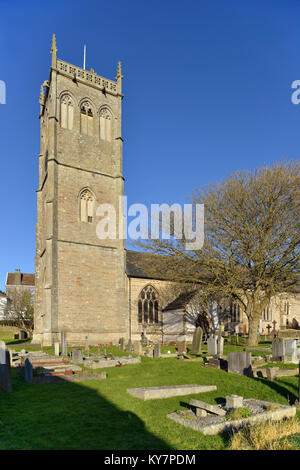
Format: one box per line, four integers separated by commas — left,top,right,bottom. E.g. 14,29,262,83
0,354,300,450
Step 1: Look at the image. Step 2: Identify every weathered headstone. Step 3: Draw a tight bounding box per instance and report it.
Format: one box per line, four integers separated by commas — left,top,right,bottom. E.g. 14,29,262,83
207,334,224,356
24,358,33,383
217,335,224,356
119,337,125,352
54,342,60,356
72,349,83,364
207,335,218,355
285,339,297,363
132,341,142,356
272,337,285,361
20,330,27,340
228,351,252,376
177,341,187,354
84,336,90,355
271,320,278,336
61,331,67,356
0,349,12,392
153,344,160,358
141,329,149,345
190,326,203,355
126,339,132,352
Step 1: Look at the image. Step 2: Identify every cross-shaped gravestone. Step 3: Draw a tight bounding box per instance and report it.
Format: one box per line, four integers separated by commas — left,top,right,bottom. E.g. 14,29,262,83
266,324,272,335
272,320,277,333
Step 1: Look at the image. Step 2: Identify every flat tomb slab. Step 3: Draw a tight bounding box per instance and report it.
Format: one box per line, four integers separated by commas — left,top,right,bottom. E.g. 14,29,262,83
127,384,216,400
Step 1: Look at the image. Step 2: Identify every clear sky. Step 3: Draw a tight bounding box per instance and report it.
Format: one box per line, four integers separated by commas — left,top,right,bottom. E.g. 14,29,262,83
0,0,300,291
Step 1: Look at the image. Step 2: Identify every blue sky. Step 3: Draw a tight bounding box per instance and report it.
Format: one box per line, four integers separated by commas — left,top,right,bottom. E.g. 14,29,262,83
0,0,300,290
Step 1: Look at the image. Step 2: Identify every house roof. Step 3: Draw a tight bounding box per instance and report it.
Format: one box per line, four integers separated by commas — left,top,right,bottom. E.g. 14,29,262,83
163,290,197,312
6,272,35,287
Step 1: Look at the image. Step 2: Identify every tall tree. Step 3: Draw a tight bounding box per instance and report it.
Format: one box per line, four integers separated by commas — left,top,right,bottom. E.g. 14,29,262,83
136,161,300,346
6,290,34,338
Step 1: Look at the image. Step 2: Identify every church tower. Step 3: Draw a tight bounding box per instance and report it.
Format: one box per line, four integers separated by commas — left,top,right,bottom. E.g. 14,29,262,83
33,35,128,346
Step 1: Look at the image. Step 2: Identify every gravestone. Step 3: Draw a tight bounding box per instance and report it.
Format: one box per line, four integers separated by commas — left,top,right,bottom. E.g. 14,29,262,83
207,335,218,355
272,337,285,360
24,358,33,383
177,341,187,354
84,336,90,355
141,330,149,345
20,330,27,340
132,341,142,356
72,349,83,364
126,340,132,352
119,337,125,351
285,339,297,363
217,335,224,355
266,324,272,336
228,351,252,377
0,349,12,392
54,342,60,356
61,331,67,356
153,344,160,358
190,326,203,355
271,320,278,336
207,334,224,356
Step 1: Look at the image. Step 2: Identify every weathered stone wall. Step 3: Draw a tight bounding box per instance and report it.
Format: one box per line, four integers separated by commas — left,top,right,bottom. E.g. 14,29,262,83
33,49,127,346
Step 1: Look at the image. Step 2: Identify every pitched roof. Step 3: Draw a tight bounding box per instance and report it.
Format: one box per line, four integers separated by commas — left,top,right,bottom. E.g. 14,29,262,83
125,250,173,280
6,272,35,286
163,290,197,312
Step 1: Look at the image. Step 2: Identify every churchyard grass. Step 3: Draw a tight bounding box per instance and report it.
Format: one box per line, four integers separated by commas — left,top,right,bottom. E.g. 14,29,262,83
0,355,300,450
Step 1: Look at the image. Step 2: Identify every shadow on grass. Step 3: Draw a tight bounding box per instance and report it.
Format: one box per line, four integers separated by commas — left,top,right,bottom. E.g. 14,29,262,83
0,369,171,450
252,376,298,404
5,339,32,346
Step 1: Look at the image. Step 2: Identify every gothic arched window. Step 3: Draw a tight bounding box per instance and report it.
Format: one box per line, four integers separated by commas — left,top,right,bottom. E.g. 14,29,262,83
61,95,74,130
80,101,94,136
138,286,159,324
79,189,95,223
263,304,272,321
99,107,112,142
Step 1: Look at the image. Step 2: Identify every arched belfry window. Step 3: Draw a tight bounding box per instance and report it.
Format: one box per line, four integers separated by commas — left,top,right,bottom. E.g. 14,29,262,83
138,286,159,324
80,101,94,136
61,95,74,130
79,189,95,223
99,107,112,142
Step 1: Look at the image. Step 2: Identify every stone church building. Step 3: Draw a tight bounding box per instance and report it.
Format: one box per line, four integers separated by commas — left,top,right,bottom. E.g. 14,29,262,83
29,36,299,346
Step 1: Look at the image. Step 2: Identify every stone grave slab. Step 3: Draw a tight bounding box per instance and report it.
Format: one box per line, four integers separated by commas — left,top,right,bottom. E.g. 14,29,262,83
189,398,226,416
127,384,217,400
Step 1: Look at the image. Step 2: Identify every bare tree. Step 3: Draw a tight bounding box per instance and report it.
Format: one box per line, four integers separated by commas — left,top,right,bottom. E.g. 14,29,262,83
136,161,300,346
7,290,34,338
